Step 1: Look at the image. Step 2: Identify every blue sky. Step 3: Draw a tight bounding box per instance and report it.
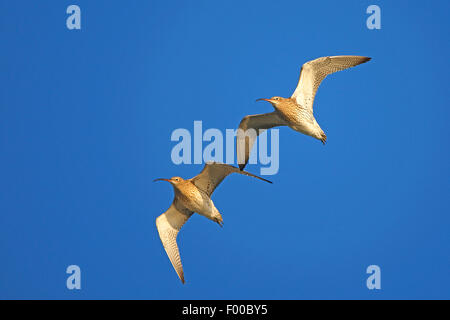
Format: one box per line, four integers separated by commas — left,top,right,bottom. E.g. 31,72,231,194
1,1,449,299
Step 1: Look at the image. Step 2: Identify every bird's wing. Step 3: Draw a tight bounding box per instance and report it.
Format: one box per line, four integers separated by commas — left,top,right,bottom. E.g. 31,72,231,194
291,55,371,112
236,112,286,170
156,203,193,284
191,162,272,197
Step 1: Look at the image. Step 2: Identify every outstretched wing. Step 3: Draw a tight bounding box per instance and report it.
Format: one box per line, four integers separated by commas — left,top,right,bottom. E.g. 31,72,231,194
236,112,286,170
156,203,193,284
191,162,272,197
291,55,371,112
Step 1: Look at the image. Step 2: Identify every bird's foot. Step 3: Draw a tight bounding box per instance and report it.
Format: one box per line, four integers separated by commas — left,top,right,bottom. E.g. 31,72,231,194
320,132,327,145
214,215,224,227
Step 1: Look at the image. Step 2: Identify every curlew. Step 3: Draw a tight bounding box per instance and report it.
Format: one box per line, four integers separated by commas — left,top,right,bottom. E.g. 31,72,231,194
154,162,271,283
237,55,371,170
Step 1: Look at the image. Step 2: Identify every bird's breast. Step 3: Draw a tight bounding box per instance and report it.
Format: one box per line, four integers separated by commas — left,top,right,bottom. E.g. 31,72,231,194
277,103,313,127
176,183,212,214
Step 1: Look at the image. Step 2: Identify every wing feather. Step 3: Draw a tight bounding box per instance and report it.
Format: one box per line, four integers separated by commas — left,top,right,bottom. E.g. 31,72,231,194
156,203,193,284
191,162,272,197
236,112,286,170
291,55,371,112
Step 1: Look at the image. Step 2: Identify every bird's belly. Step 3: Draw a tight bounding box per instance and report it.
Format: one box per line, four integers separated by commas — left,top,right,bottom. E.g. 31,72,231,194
179,188,214,215
278,108,315,136
290,122,317,137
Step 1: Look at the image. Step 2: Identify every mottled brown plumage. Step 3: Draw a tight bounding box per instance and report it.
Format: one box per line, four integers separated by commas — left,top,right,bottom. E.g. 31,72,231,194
154,162,272,283
237,55,371,170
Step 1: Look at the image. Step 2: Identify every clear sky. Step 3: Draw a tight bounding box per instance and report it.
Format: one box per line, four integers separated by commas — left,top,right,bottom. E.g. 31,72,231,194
1,1,449,299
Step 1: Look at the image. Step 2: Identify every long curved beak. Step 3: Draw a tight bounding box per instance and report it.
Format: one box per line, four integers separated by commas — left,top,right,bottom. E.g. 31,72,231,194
256,98,271,102
153,178,171,183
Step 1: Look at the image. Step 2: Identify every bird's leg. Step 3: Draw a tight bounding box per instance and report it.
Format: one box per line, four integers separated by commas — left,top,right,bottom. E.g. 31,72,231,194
213,212,224,227
320,132,327,145
215,216,223,227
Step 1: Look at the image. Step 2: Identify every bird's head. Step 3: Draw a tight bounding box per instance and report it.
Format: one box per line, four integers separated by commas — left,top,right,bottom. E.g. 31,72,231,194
153,176,185,185
256,96,285,106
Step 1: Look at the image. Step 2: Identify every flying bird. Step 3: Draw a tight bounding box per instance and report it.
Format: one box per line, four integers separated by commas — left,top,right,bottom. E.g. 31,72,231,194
154,162,272,284
237,55,371,170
